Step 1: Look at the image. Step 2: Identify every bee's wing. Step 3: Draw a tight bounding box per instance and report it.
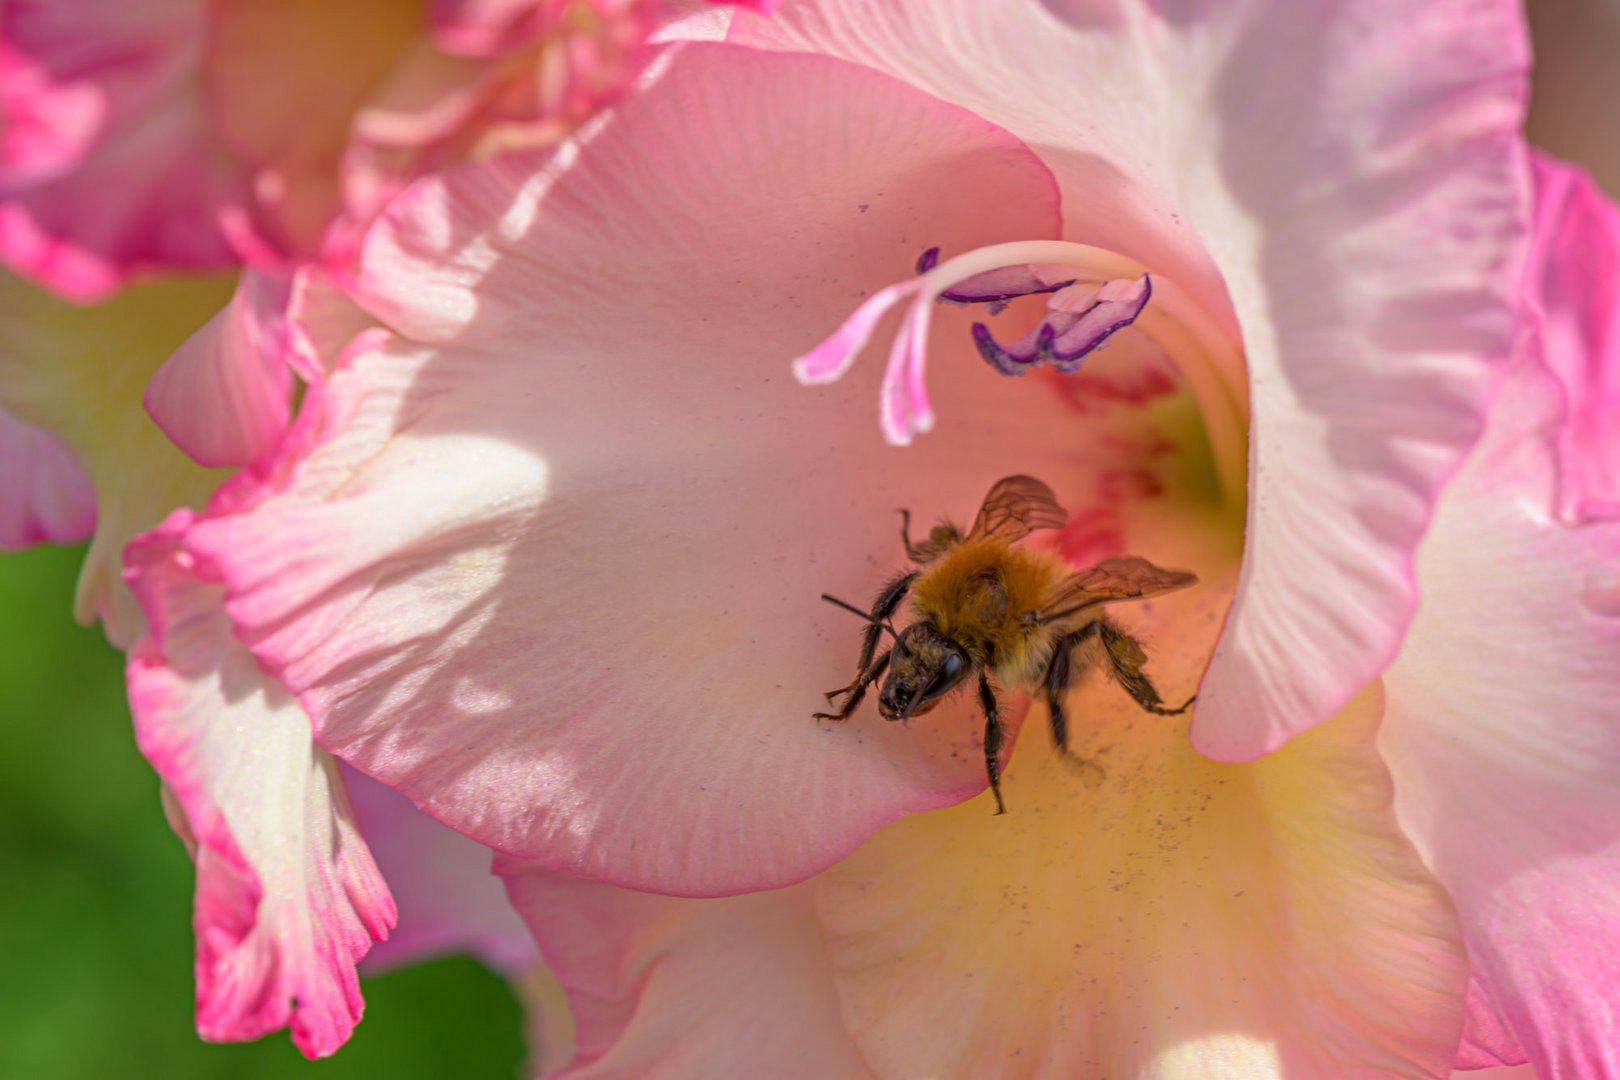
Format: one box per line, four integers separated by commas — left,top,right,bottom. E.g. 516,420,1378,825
1034,556,1197,624
965,474,1067,545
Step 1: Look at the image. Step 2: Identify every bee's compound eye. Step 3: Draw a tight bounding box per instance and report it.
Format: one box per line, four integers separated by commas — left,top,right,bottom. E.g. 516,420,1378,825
919,650,967,706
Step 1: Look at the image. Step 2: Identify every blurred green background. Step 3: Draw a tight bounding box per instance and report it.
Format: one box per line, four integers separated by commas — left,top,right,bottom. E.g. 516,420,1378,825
0,545,527,1079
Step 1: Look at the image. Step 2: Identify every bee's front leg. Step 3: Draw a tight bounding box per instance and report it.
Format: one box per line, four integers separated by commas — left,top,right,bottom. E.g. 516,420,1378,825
814,650,891,722
825,571,917,701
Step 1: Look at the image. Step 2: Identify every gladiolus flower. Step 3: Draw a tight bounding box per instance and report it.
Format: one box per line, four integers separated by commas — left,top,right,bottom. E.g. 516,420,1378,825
7,0,1620,1074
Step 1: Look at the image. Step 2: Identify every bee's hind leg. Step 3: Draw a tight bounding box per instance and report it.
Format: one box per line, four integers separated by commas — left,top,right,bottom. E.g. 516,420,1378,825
977,673,1008,815
1098,619,1195,716
815,651,891,722
1044,624,1106,789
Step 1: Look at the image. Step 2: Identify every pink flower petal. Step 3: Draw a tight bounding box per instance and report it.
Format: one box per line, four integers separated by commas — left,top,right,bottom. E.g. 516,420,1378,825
732,0,1532,760
0,0,241,299
142,270,295,468
0,401,95,549
1524,153,1620,523
191,44,1087,894
125,513,396,1059
1379,174,1620,1076
204,0,428,262
346,765,534,975
429,0,556,57
500,867,871,1078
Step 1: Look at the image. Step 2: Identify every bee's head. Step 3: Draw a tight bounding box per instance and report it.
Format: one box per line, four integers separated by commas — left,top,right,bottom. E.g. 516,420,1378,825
879,623,970,721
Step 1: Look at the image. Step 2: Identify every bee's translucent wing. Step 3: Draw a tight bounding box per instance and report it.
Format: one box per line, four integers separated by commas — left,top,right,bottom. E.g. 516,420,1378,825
1034,556,1197,624
965,474,1067,545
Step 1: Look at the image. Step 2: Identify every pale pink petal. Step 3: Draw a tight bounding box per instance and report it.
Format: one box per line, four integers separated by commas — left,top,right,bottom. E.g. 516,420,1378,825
733,0,1532,760
0,0,241,299
282,267,378,383
1455,973,1529,1070
190,45,1104,894
0,402,95,549
500,866,871,1079
125,513,396,1058
143,271,295,468
346,765,534,975
1379,250,1620,1073
1524,153,1620,522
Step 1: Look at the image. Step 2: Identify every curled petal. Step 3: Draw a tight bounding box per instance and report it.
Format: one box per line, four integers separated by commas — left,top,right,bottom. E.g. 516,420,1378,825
125,514,396,1058
143,271,295,468
0,402,95,549
1524,153,1620,522
346,766,534,975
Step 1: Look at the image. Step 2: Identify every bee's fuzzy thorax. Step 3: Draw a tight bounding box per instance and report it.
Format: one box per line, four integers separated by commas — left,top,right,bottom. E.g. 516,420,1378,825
909,537,1071,685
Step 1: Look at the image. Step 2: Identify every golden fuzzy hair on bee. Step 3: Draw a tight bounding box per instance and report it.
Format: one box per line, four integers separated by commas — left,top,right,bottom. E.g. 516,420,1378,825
908,536,1071,683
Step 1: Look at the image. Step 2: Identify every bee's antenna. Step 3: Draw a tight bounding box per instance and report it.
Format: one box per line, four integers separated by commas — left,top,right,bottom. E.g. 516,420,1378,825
820,593,900,641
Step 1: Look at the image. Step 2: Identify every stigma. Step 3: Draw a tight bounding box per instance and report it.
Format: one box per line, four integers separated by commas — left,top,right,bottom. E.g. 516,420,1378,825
792,240,1153,445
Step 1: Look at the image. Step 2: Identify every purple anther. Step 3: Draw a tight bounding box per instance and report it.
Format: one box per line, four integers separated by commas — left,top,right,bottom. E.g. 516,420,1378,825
975,274,1152,377
914,247,1074,309
973,321,1048,376
939,264,1075,306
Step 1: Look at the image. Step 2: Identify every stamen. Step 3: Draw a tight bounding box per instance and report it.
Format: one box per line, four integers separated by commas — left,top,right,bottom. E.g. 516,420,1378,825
791,238,1248,508
794,240,1156,445
973,275,1152,376
939,267,1076,311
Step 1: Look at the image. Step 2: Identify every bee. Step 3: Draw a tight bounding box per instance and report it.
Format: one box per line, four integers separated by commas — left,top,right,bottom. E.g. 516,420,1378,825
815,474,1197,814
